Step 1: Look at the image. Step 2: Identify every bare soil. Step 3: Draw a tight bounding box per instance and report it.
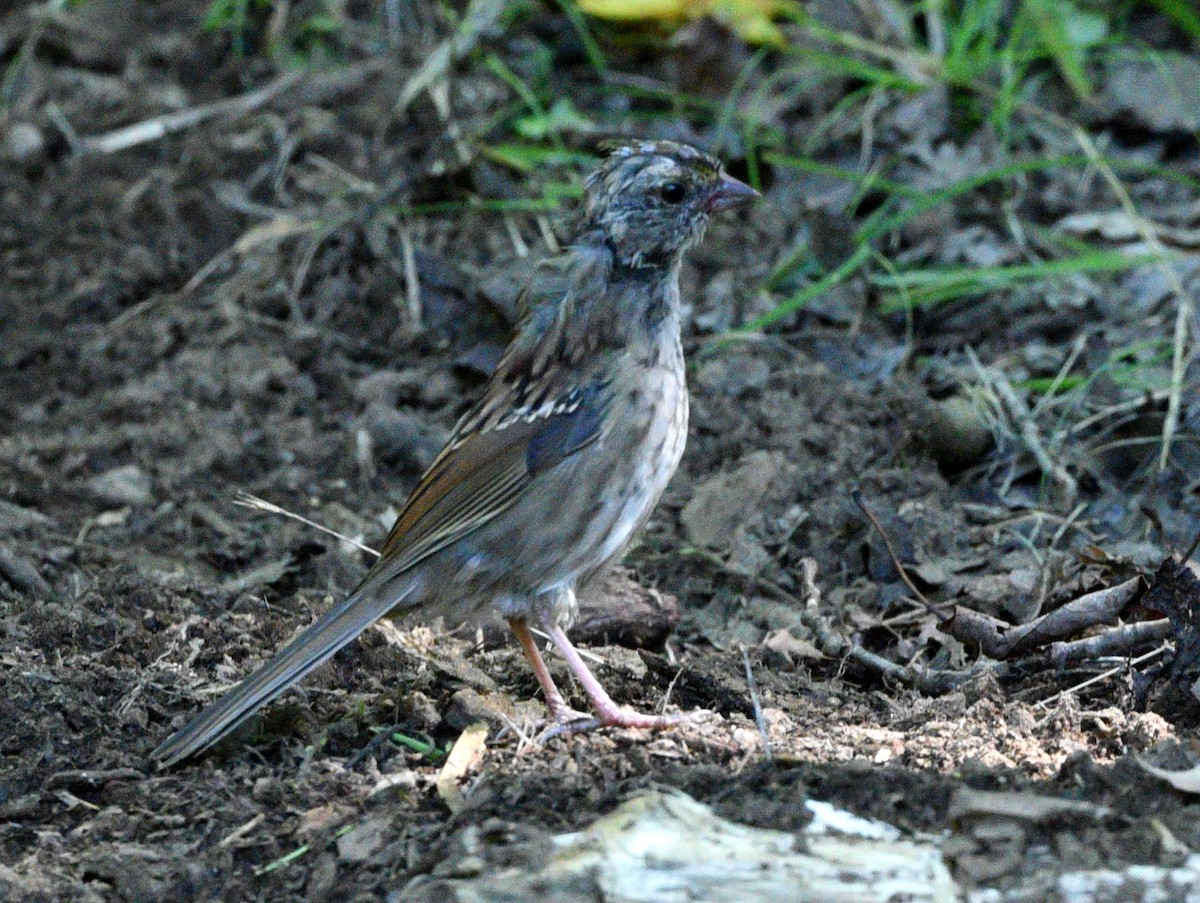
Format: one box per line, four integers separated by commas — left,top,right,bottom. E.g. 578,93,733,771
3,2,1200,900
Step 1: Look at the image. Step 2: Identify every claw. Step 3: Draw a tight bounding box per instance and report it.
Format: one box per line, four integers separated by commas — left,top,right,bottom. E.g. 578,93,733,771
539,706,693,742
513,615,695,739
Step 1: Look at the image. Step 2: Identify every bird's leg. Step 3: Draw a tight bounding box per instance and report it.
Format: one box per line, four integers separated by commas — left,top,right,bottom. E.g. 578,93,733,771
508,617,577,723
541,622,685,730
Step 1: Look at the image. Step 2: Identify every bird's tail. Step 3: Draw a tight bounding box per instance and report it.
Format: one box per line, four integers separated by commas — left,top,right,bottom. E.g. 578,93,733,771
151,570,421,767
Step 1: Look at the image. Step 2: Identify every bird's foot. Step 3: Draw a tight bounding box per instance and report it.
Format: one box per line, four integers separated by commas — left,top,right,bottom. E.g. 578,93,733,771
539,705,691,740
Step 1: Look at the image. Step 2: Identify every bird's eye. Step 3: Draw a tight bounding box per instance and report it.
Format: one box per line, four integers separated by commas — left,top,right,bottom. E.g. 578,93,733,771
659,182,686,203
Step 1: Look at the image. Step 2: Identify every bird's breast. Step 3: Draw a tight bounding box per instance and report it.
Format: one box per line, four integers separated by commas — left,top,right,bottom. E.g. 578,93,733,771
550,351,688,584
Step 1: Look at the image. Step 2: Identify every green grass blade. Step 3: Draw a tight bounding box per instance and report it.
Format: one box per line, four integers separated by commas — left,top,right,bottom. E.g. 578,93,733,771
876,250,1168,311
735,243,873,334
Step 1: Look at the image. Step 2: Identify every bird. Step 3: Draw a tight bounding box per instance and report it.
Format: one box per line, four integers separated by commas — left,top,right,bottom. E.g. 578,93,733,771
151,140,759,767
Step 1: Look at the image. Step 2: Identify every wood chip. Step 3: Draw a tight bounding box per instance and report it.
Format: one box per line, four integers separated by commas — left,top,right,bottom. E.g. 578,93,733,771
436,722,489,814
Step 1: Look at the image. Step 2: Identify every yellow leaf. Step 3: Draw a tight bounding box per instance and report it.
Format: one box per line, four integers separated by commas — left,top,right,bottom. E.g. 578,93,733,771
710,0,792,46
578,0,798,46
577,0,693,23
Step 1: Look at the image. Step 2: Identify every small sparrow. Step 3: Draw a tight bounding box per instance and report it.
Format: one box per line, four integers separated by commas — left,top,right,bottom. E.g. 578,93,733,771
152,141,759,766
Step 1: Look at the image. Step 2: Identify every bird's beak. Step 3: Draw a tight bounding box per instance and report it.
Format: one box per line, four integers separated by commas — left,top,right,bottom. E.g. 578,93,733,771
707,174,761,212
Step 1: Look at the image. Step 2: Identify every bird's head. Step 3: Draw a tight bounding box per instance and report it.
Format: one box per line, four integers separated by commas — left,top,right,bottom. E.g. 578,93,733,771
584,140,759,268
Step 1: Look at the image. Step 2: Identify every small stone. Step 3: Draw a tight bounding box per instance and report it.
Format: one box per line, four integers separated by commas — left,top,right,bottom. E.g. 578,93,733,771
337,816,389,863
87,464,153,506
923,396,991,471
306,853,339,903
2,123,47,168
0,544,51,598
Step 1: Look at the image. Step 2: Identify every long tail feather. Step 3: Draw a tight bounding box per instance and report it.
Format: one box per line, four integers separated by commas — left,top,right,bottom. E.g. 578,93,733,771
151,572,420,767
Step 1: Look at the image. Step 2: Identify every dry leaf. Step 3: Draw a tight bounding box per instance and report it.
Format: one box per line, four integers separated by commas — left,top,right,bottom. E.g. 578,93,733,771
436,722,489,813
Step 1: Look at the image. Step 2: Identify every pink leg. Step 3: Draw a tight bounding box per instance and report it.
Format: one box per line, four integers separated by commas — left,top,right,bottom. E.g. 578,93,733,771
543,624,685,730
509,618,577,722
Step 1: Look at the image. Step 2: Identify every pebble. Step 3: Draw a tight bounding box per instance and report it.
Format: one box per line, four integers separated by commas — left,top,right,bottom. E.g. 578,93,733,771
88,464,153,506
2,122,47,169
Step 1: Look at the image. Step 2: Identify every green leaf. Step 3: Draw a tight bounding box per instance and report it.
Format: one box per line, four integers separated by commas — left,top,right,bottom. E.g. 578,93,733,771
513,98,595,140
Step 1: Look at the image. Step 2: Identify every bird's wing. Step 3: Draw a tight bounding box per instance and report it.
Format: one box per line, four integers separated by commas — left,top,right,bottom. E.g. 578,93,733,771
152,242,618,766
373,243,612,571
373,381,609,572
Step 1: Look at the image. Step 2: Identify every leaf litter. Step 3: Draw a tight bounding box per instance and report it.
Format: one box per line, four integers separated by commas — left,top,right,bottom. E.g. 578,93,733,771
2,0,1200,900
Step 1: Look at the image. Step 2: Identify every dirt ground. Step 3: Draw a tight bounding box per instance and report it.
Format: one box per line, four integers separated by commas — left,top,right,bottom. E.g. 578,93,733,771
4,1,1200,900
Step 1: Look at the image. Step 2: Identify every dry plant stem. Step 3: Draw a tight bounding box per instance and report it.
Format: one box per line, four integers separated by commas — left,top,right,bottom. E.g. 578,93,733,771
80,72,303,155
399,223,422,326
1009,576,1143,653
395,0,507,113
970,351,1078,504
1069,127,1191,473
688,547,971,693
942,576,1142,660
1035,643,1170,716
793,570,977,694
0,0,67,114
286,170,417,311
742,649,773,762
1030,334,1088,421
1067,389,1171,438
1181,527,1200,565
800,26,1192,469
234,492,379,557
1049,619,1173,668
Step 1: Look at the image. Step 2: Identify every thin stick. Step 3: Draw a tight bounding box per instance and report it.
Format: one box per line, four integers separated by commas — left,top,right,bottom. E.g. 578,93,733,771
400,222,422,326
742,649,773,762
1035,643,1169,717
1069,127,1191,474
233,491,378,557
970,350,1078,503
218,813,266,848
778,23,1192,471
80,72,303,155
1181,526,1200,565
657,665,685,715
1050,619,1172,668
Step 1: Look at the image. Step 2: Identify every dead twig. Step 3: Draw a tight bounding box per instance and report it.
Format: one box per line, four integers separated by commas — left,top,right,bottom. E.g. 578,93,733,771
941,576,1143,660
79,71,303,155
741,649,772,762
1035,643,1170,717
1049,619,1173,668
1,1,68,116
969,349,1078,504
399,222,422,327
726,552,981,695
1068,127,1192,473
287,172,417,311
395,0,507,114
